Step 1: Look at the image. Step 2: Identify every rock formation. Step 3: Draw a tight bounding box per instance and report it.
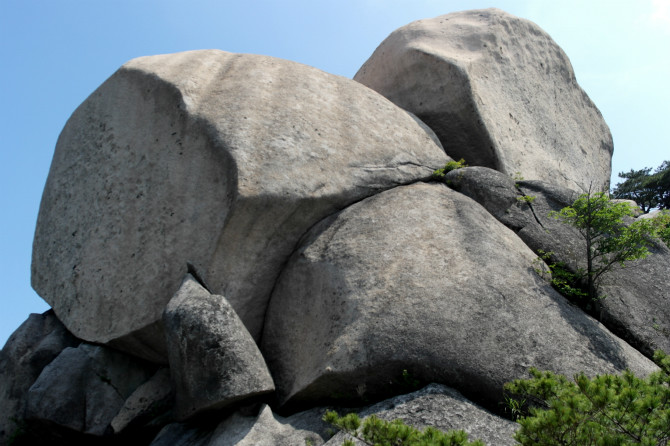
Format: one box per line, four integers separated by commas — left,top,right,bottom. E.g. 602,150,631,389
2,8,667,446
354,8,613,193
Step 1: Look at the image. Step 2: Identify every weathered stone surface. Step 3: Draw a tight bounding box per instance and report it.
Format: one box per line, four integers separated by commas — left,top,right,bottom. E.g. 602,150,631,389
149,404,331,446
0,311,78,446
262,182,656,410
445,166,670,357
208,404,327,446
163,275,274,421
354,8,613,193
25,343,156,436
110,367,173,434
324,384,518,446
32,50,449,360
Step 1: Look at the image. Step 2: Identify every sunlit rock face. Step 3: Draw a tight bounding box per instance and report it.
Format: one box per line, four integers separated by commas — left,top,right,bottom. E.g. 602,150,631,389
355,8,613,193
31,49,448,361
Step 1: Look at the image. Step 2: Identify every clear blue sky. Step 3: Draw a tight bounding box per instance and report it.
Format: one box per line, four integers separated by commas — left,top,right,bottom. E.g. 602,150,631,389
1,0,668,347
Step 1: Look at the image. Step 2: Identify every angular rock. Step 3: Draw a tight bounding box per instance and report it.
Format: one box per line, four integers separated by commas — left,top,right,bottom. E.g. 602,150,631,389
0,311,78,446
445,166,670,357
354,8,613,193
110,367,174,434
163,274,274,421
32,50,449,360
324,384,518,446
261,182,656,410
25,343,156,436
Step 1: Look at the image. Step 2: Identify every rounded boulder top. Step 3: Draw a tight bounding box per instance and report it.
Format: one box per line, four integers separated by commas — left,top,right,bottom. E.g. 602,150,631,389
355,8,613,193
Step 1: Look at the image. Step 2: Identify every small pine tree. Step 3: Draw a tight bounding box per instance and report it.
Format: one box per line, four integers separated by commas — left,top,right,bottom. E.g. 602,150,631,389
504,350,670,445
550,191,659,300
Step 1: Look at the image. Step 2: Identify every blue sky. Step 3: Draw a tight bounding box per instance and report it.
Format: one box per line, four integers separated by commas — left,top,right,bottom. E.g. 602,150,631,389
1,0,668,347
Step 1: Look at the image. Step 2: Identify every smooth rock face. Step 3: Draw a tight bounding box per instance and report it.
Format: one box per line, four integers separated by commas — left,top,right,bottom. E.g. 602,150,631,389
163,275,275,421
25,343,156,436
354,8,613,193
262,182,656,409
32,50,448,358
324,384,518,446
0,311,78,446
445,167,670,357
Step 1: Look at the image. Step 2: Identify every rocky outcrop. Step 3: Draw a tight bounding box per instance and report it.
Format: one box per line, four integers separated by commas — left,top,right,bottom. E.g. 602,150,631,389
262,182,656,411
25,343,157,437
445,166,670,357
8,7,669,446
163,275,274,420
0,311,78,445
150,404,331,446
354,8,613,193
324,384,518,446
31,50,448,361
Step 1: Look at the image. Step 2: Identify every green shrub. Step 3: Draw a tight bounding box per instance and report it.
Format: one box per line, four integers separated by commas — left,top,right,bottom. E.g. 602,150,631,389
432,159,467,180
550,191,659,300
323,410,484,446
504,350,670,445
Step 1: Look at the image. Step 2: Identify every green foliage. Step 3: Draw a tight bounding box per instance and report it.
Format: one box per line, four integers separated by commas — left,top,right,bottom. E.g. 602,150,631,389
432,159,467,180
533,250,588,300
649,211,670,247
612,160,670,212
516,195,536,205
323,411,484,446
504,350,670,445
550,191,659,300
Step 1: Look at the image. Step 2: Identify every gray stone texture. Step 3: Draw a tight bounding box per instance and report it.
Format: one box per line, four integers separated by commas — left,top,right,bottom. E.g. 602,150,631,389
0,311,78,446
25,343,156,436
149,404,331,446
445,166,670,357
324,384,518,446
262,182,656,411
110,367,174,434
31,50,449,361
163,275,275,421
354,8,613,193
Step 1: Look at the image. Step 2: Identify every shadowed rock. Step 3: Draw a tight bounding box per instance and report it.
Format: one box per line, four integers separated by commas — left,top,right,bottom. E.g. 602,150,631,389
163,275,275,421
0,311,79,446
355,8,613,192
25,343,156,437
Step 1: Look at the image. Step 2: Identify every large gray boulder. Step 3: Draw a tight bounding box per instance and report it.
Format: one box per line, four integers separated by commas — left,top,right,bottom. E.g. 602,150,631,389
262,182,656,410
0,311,78,446
32,49,449,361
445,166,670,357
354,8,613,193
25,343,156,437
324,384,518,446
163,275,274,420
